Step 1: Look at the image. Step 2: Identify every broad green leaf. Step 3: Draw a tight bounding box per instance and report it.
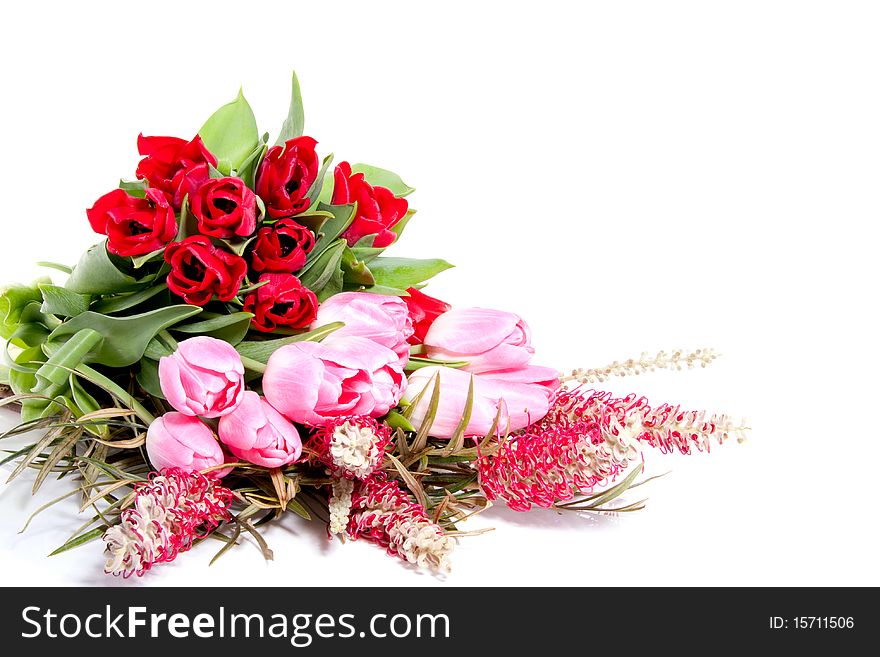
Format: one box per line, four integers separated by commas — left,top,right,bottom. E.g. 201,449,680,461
305,202,355,265
1,279,48,340
33,328,104,395
292,211,333,235
385,410,416,433
368,257,452,290
65,242,139,295
341,246,375,287
8,345,46,395
39,284,90,317
351,244,384,264
220,234,258,257
300,239,346,300
143,337,172,361
131,248,165,269
199,89,260,175
306,153,334,208
90,283,168,314
390,208,416,243
47,305,201,368
275,71,305,146
136,357,164,399
69,374,107,437
237,141,267,189
171,312,253,345
347,284,410,296
350,163,415,197
118,179,147,198
235,322,343,363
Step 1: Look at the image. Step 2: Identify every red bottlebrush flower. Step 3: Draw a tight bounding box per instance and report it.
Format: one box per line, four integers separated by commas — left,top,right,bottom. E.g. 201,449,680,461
242,273,318,332
255,137,319,218
332,162,408,248
87,188,177,257
136,134,217,207
311,415,392,480
248,218,315,274
402,287,450,345
348,477,454,572
164,236,248,306
102,468,232,578
190,176,258,239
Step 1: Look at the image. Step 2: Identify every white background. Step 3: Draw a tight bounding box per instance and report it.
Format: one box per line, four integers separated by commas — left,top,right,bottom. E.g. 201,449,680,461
0,0,877,587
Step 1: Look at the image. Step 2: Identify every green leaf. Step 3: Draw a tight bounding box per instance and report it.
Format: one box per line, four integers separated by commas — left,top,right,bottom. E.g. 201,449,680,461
136,358,164,399
346,284,410,297
47,305,201,368
130,248,165,269
1,280,48,341
235,322,343,364
90,283,168,314
367,257,452,290
275,71,305,146
341,245,375,287
143,337,172,361
33,328,104,395
291,211,332,235
65,242,139,295
171,312,253,345
306,153,334,208
69,374,107,437
8,345,46,395
390,208,416,243
350,164,415,197
237,141,267,189
305,203,355,265
405,356,469,372
385,410,416,433
220,234,258,257
199,89,260,175
39,284,90,317
49,527,107,557
36,261,72,275
299,239,346,300
118,179,147,198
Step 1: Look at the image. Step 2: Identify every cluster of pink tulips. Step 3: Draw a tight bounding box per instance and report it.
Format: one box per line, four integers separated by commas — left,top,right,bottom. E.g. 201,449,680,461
146,292,560,474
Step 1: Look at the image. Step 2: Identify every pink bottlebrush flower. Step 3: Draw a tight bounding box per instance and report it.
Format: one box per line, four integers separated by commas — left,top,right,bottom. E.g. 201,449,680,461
479,387,744,512
102,469,233,578
348,477,454,572
311,415,392,480
546,388,744,455
477,395,641,512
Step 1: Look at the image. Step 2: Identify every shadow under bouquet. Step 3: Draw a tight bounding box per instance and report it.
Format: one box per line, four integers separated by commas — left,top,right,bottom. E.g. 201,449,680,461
0,73,748,577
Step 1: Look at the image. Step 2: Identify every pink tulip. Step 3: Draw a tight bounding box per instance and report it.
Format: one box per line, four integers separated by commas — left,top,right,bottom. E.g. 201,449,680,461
263,336,405,427
218,391,302,468
402,365,559,439
145,412,228,475
312,291,413,364
423,308,534,374
159,336,245,418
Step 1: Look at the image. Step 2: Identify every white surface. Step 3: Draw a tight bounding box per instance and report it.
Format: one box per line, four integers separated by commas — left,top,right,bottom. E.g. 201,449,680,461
1,0,878,587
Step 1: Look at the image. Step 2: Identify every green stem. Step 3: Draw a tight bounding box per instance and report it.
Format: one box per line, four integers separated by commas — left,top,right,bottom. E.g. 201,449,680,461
239,355,267,374
74,364,155,425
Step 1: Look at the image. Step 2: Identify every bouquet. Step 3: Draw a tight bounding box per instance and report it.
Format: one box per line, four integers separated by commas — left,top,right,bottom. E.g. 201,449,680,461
0,72,748,577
